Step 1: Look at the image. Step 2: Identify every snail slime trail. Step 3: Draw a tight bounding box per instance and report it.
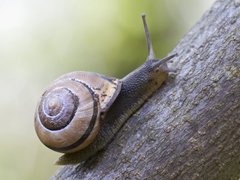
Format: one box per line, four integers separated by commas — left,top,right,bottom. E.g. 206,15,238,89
34,14,177,165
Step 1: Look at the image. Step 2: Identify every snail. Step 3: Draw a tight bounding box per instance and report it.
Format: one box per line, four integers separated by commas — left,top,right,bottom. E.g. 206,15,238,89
34,14,177,165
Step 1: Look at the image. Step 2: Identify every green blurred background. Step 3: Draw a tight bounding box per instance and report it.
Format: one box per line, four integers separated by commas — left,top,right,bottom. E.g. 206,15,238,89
0,0,215,179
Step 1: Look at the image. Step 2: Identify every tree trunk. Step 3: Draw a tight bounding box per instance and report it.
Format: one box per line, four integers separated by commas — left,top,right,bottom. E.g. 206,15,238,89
53,0,240,179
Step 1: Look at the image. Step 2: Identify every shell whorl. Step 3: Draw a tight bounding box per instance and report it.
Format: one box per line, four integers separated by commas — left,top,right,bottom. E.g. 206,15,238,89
38,88,79,130
34,71,121,153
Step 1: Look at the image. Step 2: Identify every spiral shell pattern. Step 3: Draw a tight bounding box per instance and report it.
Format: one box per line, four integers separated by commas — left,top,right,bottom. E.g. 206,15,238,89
35,72,121,153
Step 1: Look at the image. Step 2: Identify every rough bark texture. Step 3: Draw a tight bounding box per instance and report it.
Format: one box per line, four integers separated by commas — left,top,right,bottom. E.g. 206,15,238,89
53,0,240,179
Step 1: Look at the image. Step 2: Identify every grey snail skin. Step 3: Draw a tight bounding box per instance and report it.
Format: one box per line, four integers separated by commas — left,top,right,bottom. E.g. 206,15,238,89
34,14,177,165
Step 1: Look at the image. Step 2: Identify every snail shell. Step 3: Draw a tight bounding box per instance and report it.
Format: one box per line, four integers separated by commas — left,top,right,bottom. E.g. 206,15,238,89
34,71,121,153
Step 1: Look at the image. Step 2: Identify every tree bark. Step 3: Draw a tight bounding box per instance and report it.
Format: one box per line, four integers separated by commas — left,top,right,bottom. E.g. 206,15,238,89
53,0,240,179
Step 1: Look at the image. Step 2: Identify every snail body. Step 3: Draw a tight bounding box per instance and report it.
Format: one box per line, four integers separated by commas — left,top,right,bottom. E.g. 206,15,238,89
34,14,177,165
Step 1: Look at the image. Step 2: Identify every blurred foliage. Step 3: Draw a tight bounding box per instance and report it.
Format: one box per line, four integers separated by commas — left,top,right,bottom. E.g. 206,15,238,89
0,0,215,179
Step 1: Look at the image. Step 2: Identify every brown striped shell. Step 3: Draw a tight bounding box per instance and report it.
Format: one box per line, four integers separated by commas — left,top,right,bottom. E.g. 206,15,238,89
34,71,122,153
